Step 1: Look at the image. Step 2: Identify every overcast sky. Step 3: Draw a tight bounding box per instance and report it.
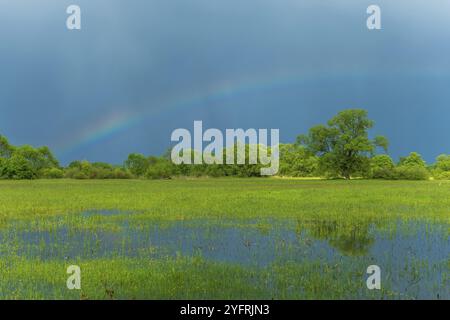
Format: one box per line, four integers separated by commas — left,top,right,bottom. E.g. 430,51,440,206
0,0,449,164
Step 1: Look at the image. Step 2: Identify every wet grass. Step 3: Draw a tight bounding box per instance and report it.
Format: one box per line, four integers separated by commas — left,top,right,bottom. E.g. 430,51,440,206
0,178,448,299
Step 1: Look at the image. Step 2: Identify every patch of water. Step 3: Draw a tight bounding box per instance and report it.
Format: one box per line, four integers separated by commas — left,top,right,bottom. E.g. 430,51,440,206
80,209,135,217
0,216,448,299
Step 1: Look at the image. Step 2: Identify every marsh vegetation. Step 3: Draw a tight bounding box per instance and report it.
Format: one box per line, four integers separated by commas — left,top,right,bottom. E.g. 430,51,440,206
0,179,448,299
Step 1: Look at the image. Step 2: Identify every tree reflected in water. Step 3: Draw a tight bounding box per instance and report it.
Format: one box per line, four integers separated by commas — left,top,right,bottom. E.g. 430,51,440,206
296,219,375,256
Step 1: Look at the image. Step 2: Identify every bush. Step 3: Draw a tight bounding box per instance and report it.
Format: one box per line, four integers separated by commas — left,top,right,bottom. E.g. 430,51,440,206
64,161,132,179
112,168,133,179
203,164,227,177
64,160,90,179
64,167,89,179
393,166,430,180
145,161,174,179
432,169,450,180
398,152,427,168
40,167,64,179
124,153,150,177
371,167,396,179
0,155,36,179
369,155,395,179
432,154,450,180
279,144,318,177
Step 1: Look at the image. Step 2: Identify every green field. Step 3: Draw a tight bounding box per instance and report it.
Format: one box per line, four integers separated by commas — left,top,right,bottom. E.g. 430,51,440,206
0,179,448,299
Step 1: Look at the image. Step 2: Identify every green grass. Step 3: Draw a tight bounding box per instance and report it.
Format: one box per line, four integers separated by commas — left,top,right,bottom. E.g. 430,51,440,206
0,178,448,299
1,256,399,300
1,178,449,222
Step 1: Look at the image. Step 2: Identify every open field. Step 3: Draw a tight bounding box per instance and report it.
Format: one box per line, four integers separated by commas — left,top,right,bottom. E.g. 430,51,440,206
0,179,448,299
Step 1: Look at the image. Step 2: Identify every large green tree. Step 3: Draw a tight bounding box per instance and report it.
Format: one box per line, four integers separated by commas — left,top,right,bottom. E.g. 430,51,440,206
297,109,388,179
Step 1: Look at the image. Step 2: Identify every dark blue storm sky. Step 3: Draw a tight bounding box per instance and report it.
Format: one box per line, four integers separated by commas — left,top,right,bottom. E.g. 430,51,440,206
0,0,449,165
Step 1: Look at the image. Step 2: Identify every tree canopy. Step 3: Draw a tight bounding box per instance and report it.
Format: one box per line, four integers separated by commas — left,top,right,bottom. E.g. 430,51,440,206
0,109,447,181
297,109,388,179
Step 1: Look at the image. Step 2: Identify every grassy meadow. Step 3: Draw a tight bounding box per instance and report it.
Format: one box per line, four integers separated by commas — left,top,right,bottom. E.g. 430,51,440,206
0,178,448,299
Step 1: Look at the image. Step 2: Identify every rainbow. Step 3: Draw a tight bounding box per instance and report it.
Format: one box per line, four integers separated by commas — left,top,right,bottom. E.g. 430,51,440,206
56,68,351,157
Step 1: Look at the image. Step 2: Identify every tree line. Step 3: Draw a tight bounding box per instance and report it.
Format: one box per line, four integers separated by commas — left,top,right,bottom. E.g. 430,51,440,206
1,109,449,180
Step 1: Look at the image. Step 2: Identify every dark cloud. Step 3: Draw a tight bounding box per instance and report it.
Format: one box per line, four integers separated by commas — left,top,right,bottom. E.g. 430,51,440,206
0,0,449,164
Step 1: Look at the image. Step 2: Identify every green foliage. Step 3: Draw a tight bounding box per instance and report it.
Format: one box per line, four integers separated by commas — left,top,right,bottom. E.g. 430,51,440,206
145,159,174,179
40,168,64,179
14,145,59,172
124,153,150,177
393,166,430,180
64,160,91,179
202,164,228,177
0,137,59,180
168,145,266,178
0,154,36,179
64,160,132,179
392,152,429,180
0,135,14,158
224,144,263,177
398,152,426,168
368,153,429,180
373,136,389,153
433,171,450,180
278,144,318,177
297,109,388,179
369,154,395,179
431,154,450,180
435,154,450,171
0,110,447,181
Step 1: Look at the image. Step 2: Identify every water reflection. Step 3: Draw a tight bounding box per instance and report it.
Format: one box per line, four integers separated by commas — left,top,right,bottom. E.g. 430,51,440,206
0,216,447,263
299,220,375,256
0,214,448,299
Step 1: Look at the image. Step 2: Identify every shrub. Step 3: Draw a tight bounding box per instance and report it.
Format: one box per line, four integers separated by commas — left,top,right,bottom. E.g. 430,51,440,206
64,167,89,179
398,152,427,168
369,154,395,179
432,169,450,180
432,154,450,180
393,166,430,180
203,164,227,177
278,144,318,177
124,153,150,177
64,161,132,179
145,161,174,179
0,154,36,179
118,169,133,179
435,154,450,171
64,161,90,179
40,167,64,179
